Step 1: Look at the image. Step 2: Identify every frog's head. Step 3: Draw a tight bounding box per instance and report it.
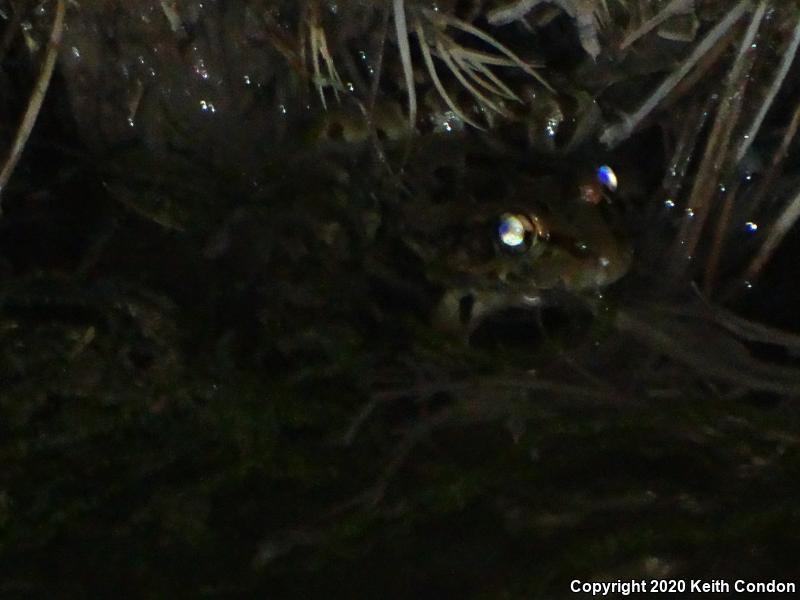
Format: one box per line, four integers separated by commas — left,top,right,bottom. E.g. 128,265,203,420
397,162,632,341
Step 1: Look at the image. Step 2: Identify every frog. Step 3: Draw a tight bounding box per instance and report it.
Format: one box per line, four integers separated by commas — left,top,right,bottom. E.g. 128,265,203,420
386,156,633,340
294,74,632,343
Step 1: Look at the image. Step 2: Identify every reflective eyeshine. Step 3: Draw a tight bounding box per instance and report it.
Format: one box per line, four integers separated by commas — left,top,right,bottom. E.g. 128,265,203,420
597,165,618,192
498,213,527,248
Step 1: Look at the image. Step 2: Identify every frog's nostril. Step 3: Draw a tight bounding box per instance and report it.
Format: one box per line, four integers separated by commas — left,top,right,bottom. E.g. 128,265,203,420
459,294,475,325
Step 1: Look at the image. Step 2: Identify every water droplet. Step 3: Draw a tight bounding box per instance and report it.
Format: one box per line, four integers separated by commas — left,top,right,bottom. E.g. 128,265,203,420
744,221,758,233
436,112,462,134
664,199,676,209
545,117,559,138
685,208,695,218
194,57,210,80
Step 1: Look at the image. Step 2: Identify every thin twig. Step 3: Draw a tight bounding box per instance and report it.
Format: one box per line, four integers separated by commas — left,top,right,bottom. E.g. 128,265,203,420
0,0,66,213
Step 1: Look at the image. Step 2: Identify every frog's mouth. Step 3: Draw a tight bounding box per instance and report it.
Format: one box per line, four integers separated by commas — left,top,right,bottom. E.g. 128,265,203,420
435,288,596,353
470,304,595,353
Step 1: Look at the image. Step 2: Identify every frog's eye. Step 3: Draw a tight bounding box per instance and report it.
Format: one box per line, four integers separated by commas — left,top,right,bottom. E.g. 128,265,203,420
499,214,526,247
497,213,540,253
597,165,618,192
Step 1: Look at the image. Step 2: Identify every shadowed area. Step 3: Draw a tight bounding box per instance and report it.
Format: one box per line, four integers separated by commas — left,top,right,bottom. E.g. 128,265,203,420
1,1,800,597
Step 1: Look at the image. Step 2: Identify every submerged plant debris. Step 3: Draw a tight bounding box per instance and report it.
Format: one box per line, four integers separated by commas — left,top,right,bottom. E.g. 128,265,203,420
1,0,800,596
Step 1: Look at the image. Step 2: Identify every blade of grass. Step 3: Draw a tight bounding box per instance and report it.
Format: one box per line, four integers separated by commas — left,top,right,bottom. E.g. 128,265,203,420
0,0,66,213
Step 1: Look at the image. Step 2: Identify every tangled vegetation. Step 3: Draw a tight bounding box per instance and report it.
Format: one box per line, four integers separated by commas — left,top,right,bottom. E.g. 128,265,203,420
1,1,800,597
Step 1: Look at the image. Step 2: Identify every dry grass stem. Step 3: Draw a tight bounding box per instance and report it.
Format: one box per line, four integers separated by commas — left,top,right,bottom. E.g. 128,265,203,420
616,309,800,396
749,99,800,213
408,7,551,128
424,9,549,89
659,99,712,202
434,37,510,117
308,12,344,109
743,182,800,283
601,0,751,148
735,14,800,165
488,0,614,58
619,0,695,50
393,0,417,127
0,0,66,214
717,310,800,352
703,179,740,296
0,0,25,65
670,1,766,279
415,17,484,129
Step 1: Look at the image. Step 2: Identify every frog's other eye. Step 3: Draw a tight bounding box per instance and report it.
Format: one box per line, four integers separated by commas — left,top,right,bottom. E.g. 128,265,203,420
497,213,542,253
597,165,618,192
